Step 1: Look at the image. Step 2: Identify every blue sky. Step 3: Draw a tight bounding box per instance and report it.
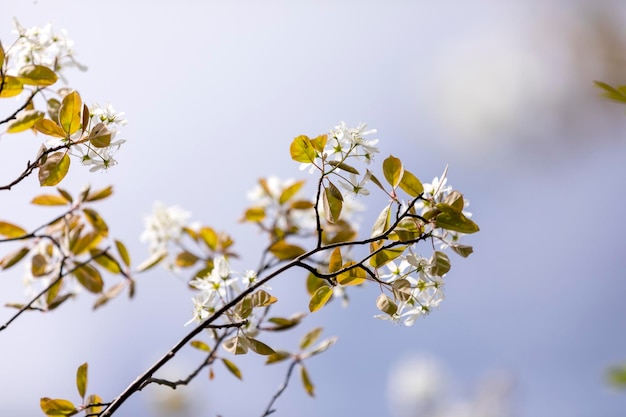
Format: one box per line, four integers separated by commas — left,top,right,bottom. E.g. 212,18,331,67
2,1,626,416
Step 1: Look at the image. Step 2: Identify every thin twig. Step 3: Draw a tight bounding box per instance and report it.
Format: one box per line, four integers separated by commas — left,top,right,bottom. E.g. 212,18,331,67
0,88,41,126
261,359,300,417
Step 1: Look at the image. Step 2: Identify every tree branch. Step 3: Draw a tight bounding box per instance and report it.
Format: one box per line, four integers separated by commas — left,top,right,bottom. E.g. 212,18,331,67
261,359,299,417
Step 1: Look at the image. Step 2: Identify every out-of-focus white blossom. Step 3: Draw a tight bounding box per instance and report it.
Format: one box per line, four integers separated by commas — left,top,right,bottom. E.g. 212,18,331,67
140,202,191,254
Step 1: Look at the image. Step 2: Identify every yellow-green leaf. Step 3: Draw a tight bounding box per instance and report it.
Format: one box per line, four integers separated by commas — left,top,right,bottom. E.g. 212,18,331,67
326,160,360,174
369,246,406,268
85,394,102,415
0,76,23,98
39,397,77,416
190,340,211,352
223,336,248,355
251,289,278,307
31,253,48,276
242,206,265,222
266,350,291,364
279,180,305,205
47,98,61,122
0,221,27,238
83,208,109,237
85,185,113,202
115,240,131,267
300,365,315,397
300,327,322,350
451,244,474,258
323,182,343,224
59,91,82,135
337,261,367,286
90,249,122,274
31,194,69,206
383,155,404,188
0,247,29,270
269,240,305,260
88,122,112,148
73,264,103,293
222,358,243,380
309,134,327,153
76,362,88,399
39,152,70,186
245,337,276,355
92,281,125,309
71,231,102,256
306,272,328,296
309,286,333,313
399,170,424,197
175,250,199,267
34,118,67,138
430,251,451,277
6,110,44,133
290,135,316,163
371,204,391,237
199,227,218,250
17,64,58,86
376,294,398,315
328,247,342,273
435,205,479,234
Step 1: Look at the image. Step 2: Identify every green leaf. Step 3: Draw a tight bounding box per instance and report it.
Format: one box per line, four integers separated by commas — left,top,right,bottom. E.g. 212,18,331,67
0,76,23,98
300,365,315,397
221,358,243,380
443,190,465,212
607,364,626,388
337,261,367,286
83,208,109,237
245,337,276,355
369,246,406,268
56,188,73,203
115,240,131,267
73,264,103,293
383,155,404,188
326,160,360,174
88,122,112,148
435,204,479,234
269,240,305,260
76,362,88,399
323,182,343,224
0,221,27,238
39,152,70,187
190,340,211,352
17,64,58,86
39,397,77,416
290,135,316,163
300,327,323,350
6,110,44,133
85,185,113,202
399,170,424,197
0,247,29,270
31,194,69,206
308,286,333,313
594,81,626,104
451,244,474,258
430,251,451,276
59,91,82,135
376,294,398,315
265,313,306,331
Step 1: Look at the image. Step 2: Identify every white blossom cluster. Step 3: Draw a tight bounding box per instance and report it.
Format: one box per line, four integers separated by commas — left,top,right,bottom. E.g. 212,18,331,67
6,18,86,77
140,202,192,255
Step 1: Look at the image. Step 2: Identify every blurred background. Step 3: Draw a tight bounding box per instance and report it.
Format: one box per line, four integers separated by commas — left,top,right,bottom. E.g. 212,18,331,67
2,1,626,416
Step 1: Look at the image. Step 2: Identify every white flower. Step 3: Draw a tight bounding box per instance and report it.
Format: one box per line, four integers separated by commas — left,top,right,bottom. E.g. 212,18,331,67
329,122,379,163
338,172,371,197
140,202,191,254
90,102,127,126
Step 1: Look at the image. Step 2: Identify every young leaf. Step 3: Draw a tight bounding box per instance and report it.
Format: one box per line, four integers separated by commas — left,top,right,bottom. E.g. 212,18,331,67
251,289,278,307
269,240,305,260
221,358,243,380
73,264,104,293
115,240,131,267
0,221,27,238
323,182,343,224
383,155,404,189
451,244,474,258
93,282,125,310
31,253,48,276
328,247,342,274
39,397,77,416
47,98,61,122
190,340,211,352
199,227,218,250
59,91,82,135
17,64,58,86
0,76,23,98
76,362,88,399
309,133,328,153
223,336,249,355
35,118,67,138
290,135,316,163
300,365,315,397
0,247,30,270
83,208,109,237
399,170,424,197
242,207,265,222
369,246,406,268
136,250,167,272
376,294,398,316
6,110,44,133
308,286,333,313
371,204,391,237
435,205,479,234
85,185,113,202
336,261,367,286
85,394,103,415
300,327,323,350
430,251,451,277
88,122,112,148
279,180,305,204
245,337,276,355
326,160,360,175
31,194,69,206
266,351,291,364
90,249,122,274
39,152,71,186
175,250,199,268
